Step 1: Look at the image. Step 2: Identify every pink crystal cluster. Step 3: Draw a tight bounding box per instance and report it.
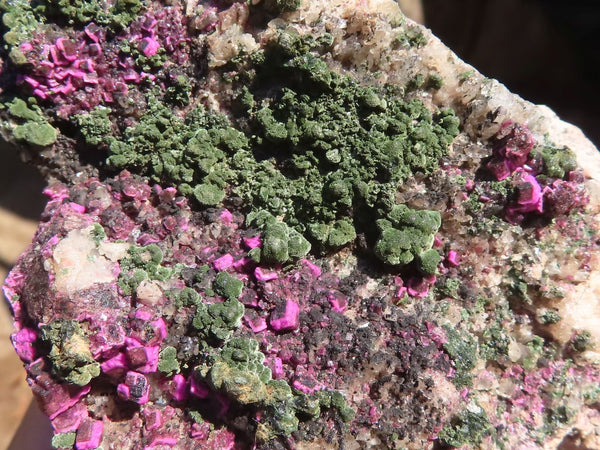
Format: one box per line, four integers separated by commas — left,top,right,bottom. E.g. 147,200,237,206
486,121,587,223
481,360,600,442
486,121,536,182
4,171,463,446
390,238,459,301
0,173,323,446
3,173,234,448
16,7,189,118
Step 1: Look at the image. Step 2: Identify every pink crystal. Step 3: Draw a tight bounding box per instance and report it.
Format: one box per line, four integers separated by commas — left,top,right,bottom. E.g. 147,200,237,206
87,43,102,56
446,250,460,267
506,169,545,222
544,179,588,216
78,58,95,71
146,434,178,448
407,276,432,298
49,46,63,65
368,406,381,424
84,23,101,43
69,202,86,213
232,256,254,272
191,421,210,439
66,68,86,79
269,300,300,331
504,136,534,166
328,291,347,313
55,38,78,61
243,236,261,249
425,321,447,346
55,81,76,95
396,285,407,298
43,184,70,201
137,233,161,245
89,322,125,358
142,407,163,431
220,209,233,223
123,70,139,82
75,419,103,450
140,37,160,57
141,16,158,31
101,352,128,374
292,369,323,394
33,88,48,99
515,172,543,212
23,75,39,88
134,309,152,321
244,315,267,333
213,254,234,271
162,215,177,231
130,313,167,345
271,357,284,379
11,327,37,362
51,402,88,433
254,266,278,281
32,374,91,420
301,259,322,277
170,374,188,402
487,122,535,180
83,73,99,84
125,343,159,373
190,378,210,398
117,371,150,404
152,318,167,343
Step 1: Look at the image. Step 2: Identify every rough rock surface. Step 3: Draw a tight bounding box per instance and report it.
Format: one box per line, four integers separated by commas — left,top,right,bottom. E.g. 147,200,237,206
2,0,600,449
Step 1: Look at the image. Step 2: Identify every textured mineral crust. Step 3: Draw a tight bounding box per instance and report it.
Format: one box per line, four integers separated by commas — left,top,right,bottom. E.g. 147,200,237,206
2,0,600,449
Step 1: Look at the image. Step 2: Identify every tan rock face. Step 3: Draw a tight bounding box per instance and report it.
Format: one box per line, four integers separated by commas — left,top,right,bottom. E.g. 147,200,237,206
135,280,164,306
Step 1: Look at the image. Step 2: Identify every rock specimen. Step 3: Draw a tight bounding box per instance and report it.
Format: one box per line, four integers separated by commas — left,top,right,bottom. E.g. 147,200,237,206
2,0,600,448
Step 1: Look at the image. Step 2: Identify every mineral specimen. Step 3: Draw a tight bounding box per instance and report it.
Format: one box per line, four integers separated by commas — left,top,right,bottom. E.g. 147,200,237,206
2,0,600,449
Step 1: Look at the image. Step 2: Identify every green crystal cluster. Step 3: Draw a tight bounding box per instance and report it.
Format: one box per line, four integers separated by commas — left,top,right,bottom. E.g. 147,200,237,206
0,0,41,52
117,244,173,296
157,345,180,376
90,31,458,268
3,98,58,146
192,273,245,343
536,143,577,179
116,238,351,440
443,324,478,388
374,204,441,271
76,107,112,147
233,38,458,257
195,336,354,441
246,210,311,265
438,406,493,448
40,319,101,386
104,96,248,207
45,0,141,30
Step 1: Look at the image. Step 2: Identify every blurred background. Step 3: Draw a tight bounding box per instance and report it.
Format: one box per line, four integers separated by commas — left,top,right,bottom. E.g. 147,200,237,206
419,0,600,147
1,0,599,447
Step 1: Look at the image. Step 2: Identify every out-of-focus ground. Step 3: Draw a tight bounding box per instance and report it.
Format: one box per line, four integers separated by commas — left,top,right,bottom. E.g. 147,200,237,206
422,0,600,147
0,0,598,448
0,148,45,450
